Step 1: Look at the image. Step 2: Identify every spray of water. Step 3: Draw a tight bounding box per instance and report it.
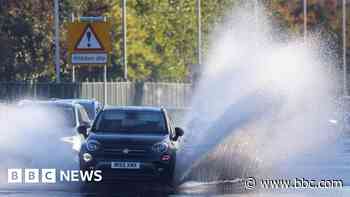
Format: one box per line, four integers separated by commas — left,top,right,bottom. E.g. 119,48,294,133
176,2,341,185
0,103,80,185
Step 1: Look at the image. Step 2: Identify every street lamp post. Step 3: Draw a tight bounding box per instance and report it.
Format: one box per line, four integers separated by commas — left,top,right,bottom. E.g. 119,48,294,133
303,0,307,41
254,0,258,24
197,0,202,65
71,13,76,83
54,0,60,83
122,0,128,80
343,0,347,96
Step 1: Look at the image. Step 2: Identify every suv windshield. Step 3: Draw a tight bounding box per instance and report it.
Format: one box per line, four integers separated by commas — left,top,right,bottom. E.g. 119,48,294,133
93,110,167,134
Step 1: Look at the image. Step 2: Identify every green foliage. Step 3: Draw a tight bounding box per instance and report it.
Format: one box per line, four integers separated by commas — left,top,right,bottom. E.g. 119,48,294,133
0,1,53,81
0,0,347,82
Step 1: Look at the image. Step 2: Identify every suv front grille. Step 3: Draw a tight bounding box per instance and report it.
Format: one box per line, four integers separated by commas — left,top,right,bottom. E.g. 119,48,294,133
104,147,147,155
96,144,153,159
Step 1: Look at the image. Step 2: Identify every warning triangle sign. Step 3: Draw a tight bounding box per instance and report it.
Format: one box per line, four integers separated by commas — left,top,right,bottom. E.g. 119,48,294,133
75,25,104,51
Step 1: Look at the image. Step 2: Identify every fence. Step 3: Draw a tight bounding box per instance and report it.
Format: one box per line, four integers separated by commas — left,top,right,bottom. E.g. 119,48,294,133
0,82,193,108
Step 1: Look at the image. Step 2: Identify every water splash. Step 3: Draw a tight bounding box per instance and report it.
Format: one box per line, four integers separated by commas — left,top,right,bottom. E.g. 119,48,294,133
176,2,342,186
0,103,81,185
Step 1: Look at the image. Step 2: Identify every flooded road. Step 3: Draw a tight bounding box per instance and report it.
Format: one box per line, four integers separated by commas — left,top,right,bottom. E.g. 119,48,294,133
1,133,350,197
0,186,349,197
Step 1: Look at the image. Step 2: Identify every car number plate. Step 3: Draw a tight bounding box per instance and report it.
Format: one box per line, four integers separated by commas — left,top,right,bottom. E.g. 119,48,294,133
111,162,140,169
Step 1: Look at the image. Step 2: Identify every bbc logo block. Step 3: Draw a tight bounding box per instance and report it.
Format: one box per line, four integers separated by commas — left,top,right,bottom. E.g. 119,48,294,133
7,169,22,183
24,169,39,183
41,169,56,183
8,169,56,184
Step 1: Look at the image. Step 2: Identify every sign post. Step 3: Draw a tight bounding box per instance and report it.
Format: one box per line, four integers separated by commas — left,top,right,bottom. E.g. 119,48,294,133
67,16,112,105
54,0,60,83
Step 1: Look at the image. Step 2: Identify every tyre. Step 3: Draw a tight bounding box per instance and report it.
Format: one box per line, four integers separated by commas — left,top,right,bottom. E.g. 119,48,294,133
163,159,176,187
80,182,96,193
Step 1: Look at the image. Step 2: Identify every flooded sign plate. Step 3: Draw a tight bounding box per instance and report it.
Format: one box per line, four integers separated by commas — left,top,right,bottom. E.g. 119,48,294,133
71,53,108,64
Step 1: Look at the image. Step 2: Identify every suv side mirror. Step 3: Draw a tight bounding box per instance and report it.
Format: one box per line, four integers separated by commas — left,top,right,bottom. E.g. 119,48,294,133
77,125,89,138
174,127,184,141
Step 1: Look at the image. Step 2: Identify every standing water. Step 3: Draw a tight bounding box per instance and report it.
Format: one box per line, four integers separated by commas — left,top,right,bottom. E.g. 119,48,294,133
175,2,346,192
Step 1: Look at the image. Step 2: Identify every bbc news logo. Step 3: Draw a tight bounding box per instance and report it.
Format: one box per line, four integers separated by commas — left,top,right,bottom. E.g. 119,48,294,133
8,169,102,184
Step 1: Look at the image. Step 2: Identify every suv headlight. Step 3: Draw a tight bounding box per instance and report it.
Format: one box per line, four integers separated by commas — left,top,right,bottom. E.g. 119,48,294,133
86,140,100,152
152,142,169,153
83,153,93,162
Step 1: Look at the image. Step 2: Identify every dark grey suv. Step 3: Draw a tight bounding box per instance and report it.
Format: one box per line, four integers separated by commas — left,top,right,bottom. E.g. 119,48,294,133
78,106,184,184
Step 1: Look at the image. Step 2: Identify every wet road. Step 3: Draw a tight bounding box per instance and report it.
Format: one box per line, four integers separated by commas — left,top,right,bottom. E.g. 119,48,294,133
0,185,349,197
1,132,350,197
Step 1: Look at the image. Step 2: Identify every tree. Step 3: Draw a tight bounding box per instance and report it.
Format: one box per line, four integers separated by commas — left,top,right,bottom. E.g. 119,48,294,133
0,1,52,81
0,0,346,82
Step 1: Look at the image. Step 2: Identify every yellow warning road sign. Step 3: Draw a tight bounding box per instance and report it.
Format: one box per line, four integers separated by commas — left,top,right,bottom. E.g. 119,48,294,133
75,25,104,51
67,21,112,53
67,20,112,65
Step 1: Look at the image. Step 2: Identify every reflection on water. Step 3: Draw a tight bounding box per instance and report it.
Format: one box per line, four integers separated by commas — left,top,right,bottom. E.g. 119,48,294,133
1,186,350,197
